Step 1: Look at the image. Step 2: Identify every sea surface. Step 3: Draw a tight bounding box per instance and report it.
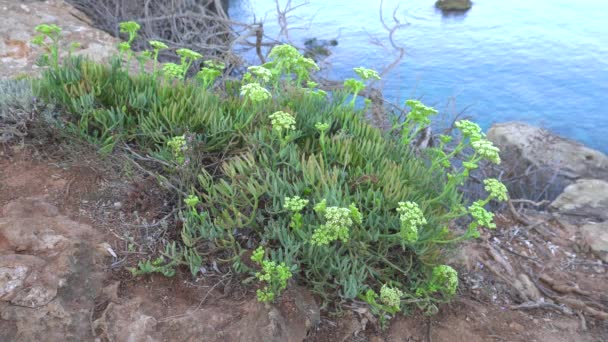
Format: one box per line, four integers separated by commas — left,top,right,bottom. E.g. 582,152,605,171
228,0,608,152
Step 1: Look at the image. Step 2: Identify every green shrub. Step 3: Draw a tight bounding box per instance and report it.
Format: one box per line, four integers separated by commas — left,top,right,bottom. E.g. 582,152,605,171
31,22,507,322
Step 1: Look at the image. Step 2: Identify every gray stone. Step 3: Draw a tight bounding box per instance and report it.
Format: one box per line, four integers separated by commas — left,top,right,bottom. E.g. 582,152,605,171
550,179,608,221
580,222,608,262
488,122,608,183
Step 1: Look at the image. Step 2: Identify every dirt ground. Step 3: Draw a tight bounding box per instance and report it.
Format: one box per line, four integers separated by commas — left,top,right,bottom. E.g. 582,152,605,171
1,141,607,341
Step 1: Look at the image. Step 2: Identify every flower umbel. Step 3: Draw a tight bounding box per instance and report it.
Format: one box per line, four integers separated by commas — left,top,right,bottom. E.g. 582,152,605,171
284,196,309,212
471,139,501,164
484,178,508,202
354,67,381,81
311,205,360,246
240,83,271,102
396,201,426,243
468,200,496,229
269,111,296,133
380,284,403,308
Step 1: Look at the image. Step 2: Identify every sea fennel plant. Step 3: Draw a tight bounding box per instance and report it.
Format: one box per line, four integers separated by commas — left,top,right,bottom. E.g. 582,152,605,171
31,21,508,324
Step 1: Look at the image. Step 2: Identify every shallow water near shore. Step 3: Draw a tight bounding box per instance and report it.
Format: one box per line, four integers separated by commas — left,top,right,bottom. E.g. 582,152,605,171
229,0,608,152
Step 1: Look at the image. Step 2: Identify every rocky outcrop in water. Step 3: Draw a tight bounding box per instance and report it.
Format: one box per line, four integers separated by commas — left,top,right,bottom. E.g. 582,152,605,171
435,0,472,11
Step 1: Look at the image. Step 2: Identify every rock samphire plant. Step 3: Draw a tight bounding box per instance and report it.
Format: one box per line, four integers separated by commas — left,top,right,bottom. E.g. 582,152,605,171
31,22,507,325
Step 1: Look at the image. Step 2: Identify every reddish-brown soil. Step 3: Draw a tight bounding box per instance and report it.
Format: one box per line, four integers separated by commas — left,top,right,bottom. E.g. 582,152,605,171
1,143,606,341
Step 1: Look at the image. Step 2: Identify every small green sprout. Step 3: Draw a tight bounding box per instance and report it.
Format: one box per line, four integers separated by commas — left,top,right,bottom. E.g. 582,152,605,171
251,247,292,303
184,195,200,208
32,24,62,69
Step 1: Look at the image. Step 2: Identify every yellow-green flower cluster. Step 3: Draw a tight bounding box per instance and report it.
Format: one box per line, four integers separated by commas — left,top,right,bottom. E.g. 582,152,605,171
311,206,353,246
250,246,292,302
484,178,508,202
471,139,501,164
468,200,496,229
454,120,501,164
167,135,187,164
315,122,330,132
454,120,482,140
405,99,439,126
269,111,296,133
149,40,168,50
163,63,184,79
430,265,458,297
284,196,309,212
354,67,381,81
119,21,141,35
380,284,403,308
247,65,273,82
117,42,131,53
240,83,271,102
267,44,319,82
396,201,426,243
176,48,202,61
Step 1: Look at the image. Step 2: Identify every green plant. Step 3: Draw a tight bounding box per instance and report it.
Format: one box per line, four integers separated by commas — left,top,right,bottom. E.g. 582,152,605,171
251,246,293,302
31,22,508,323
31,24,62,69
129,255,177,277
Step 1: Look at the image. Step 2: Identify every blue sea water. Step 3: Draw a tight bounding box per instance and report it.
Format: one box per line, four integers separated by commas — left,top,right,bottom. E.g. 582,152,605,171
228,0,608,152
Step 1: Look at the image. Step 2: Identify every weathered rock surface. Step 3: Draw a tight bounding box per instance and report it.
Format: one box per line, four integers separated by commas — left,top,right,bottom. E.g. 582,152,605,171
0,197,105,341
580,222,608,262
92,285,319,342
0,0,119,79
435,0,472,11
488,122,608,183
550,179,608,221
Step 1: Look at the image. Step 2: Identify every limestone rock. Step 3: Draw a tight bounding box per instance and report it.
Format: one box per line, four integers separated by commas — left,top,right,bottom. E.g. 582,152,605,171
580,222,608,262
435,0,472,11
0,197,105,340
550,179,608,221
488,122,608,183
0,0,119,79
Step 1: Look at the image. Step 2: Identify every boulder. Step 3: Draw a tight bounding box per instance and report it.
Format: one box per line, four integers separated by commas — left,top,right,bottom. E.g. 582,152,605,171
487,122,608,182
579,222,608,262
550,179,608,221
435,0,472,11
